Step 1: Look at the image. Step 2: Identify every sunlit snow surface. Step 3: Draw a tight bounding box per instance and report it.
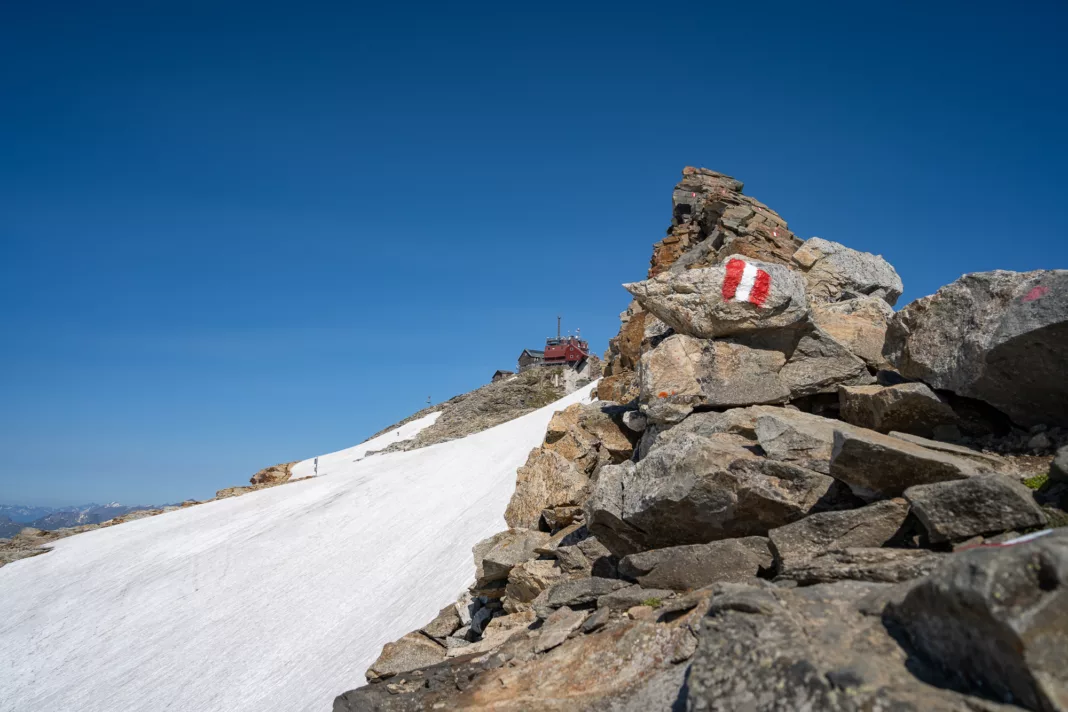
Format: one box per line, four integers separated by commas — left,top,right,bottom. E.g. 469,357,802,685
0,383,596,712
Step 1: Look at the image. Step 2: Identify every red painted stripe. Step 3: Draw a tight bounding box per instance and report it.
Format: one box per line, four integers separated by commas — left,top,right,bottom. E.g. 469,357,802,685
722,259,745,301
750,269,771,306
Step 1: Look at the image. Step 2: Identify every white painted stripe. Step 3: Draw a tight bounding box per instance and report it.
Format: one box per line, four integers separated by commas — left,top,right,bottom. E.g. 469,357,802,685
735,261,758,302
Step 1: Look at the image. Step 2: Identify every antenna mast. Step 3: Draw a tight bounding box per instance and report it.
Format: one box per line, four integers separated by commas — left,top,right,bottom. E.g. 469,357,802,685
557,315,561,340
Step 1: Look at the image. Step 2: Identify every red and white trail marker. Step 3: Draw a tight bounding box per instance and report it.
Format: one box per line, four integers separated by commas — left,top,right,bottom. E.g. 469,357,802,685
722,258,771,307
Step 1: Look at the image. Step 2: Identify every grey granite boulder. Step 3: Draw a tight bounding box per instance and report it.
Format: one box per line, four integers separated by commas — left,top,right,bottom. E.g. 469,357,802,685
531,577,629,619
768,498,910,571
688,580,1018,711
905,474,1048,543
838,382,958,437
639,326,872,424
884,269,1068,428
624,255,809,338
618,537,773,590
830,427,992,500
587,433,834,556
792,236,904,305
779,548,946,585
887,528,1068,711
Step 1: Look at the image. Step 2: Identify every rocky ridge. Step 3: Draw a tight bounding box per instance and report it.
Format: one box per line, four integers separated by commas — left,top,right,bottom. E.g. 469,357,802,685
337,168,1068,712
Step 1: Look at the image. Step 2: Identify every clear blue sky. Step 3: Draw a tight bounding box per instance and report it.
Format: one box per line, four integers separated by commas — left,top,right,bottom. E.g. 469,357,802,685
2,1,1066,507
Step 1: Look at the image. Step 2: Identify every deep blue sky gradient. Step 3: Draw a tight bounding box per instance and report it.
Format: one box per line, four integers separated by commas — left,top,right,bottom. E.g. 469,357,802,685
2,1,1067,506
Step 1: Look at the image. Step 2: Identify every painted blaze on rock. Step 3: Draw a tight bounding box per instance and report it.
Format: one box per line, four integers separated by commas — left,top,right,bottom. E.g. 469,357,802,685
722,258,772,306
624,255,808,339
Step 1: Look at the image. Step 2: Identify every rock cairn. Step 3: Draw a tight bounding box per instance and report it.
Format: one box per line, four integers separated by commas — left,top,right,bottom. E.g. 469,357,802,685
337,168,1068,712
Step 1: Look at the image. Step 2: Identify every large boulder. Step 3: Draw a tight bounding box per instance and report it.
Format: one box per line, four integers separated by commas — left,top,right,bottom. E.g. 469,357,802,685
365,632,446,682
624,256,808,338
586,432,834,556
904,474,1049,543
618,537,773,590
838,382,958,437
638,327,872,424
830,428,994,500
887,529,1068,711
504,559,565,611
688,580,1017,711
767,498,910,571
754,407,860,474
504,449,589,530
809,296,894,369
663,167,802,271
884,269,1068,428
792,237,903,306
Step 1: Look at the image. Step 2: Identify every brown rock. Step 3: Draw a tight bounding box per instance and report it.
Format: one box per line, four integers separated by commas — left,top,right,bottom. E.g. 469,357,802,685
249,461,296,486
809,296,894,369
365,632,445,682
504,449,589,530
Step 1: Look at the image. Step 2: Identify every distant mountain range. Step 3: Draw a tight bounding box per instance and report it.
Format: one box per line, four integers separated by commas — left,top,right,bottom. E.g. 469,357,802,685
0,503,161,538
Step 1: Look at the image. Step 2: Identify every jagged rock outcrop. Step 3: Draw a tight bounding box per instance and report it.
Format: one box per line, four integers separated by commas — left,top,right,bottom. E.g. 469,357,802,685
791,236,903,305
809,296,895,369
338,167,1068,712
887,529,1068,711
884,269,1068,428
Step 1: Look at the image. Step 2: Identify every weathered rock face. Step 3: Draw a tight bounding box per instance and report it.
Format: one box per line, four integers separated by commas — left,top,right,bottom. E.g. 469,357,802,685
792,237,904,306
838,382,958,437
778,548,947,586
365,632,446,682
884,269,1068,428
504,450,589,530
586,433,834,556
887,529,1068,712
809,296,894,369
904,475,1048,543
830,427,992,500
1053,446,1068,484
618,537,772,590
638,326,872,424
624,257,808,338
754,407,859,474
687,580,1020,712
662,167,802,273
767,498,911,571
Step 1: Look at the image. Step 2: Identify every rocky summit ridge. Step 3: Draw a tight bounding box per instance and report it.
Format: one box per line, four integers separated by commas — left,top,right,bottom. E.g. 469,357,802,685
335,168,1068,712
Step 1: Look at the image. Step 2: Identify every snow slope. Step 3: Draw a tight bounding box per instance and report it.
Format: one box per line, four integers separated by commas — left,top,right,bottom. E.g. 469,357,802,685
0,383,596,712
290,410,442,479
